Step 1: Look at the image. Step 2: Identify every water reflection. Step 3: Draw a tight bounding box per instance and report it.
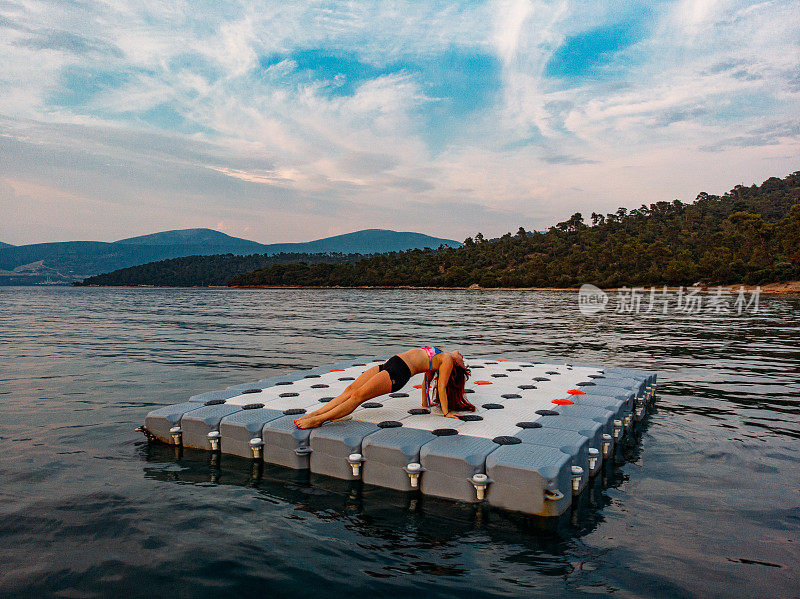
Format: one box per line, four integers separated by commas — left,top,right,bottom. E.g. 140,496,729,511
138,415,652,581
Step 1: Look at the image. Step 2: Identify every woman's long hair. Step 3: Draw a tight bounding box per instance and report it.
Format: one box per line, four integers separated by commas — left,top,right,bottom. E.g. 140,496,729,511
446,362,475,411
425,362,474,412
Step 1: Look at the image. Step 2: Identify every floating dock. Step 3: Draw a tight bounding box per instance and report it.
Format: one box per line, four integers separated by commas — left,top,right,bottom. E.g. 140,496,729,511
141,357,656,516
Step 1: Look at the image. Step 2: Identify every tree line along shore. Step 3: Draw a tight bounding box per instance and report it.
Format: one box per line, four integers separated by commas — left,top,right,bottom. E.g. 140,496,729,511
80,171,800,289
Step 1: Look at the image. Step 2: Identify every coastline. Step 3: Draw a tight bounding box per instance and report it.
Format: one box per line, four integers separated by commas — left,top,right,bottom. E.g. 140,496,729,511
226,280,800,294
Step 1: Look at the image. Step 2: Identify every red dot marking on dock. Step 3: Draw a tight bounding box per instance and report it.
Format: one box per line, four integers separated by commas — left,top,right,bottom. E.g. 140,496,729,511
413,384,423,389
567,389,586,395
475,380,493,385
330,369,345,372
552,398,574,405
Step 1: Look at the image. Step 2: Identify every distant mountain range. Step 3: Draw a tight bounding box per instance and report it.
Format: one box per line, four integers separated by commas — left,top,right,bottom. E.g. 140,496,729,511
0,228,460,285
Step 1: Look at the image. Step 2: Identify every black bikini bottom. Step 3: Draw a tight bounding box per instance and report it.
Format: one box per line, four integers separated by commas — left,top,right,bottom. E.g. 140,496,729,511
379,355,412,392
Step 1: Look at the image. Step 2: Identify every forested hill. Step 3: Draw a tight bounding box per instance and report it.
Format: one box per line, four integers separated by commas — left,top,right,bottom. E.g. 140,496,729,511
230,172,800,288
79,252,363,286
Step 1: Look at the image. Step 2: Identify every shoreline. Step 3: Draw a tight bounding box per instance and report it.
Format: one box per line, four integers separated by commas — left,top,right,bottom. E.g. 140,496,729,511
226,281,800,294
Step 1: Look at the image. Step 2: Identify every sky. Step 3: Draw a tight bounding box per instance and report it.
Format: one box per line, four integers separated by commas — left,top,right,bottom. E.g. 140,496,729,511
1,0,799,245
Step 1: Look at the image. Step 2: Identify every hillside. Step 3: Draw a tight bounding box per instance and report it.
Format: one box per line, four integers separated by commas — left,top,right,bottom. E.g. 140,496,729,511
229,172,800,288
78,252,362,286
0,242,13,248
112,228,268,254
0,228,459,285
263,229,461,254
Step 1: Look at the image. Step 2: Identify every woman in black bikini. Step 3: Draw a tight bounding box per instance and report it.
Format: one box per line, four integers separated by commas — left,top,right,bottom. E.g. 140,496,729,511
294,347,474,429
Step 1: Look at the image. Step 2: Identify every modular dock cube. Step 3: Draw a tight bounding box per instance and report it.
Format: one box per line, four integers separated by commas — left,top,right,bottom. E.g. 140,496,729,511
141,357,656,516
486,444,572,517
180,402,243,450
144,401,203,444
219,406,285,459
515,427,590,494
538,415,606,475
262,415,313,469
362,427,437,491
309,420,380,480
419,434,500,502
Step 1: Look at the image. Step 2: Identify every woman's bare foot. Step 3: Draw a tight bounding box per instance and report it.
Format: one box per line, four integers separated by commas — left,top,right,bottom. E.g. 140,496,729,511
295,415,326,429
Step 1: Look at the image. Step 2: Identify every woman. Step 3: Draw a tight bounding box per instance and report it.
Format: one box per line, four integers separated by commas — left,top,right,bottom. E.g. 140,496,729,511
294,347,474,429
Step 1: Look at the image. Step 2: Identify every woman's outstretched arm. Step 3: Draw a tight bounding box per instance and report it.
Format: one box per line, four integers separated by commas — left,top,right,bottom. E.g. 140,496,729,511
437,357,453,416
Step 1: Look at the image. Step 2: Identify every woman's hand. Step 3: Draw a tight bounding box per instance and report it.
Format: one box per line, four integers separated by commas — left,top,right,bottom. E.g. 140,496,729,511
444,412,460,419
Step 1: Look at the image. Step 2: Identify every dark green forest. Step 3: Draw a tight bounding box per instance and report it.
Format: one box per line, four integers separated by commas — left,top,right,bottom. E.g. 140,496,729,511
230,172,800,288
79,252,363,286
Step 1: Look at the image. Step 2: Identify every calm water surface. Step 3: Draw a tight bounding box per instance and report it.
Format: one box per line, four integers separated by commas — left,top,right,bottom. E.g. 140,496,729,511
1,287,798,598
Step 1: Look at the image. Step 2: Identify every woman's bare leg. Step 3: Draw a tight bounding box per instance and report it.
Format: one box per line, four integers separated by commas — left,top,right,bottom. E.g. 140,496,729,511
296,370,392,429
297,365,380,422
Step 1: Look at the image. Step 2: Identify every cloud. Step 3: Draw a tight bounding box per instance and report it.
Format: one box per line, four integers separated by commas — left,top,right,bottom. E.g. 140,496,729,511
699,120,800,151
0,0,798,245
541,154,598,165
14,28,123,57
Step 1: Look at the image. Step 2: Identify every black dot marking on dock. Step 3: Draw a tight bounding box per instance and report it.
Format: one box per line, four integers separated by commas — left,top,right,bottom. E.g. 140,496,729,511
491,373,508,378
534,377,550,382
458,414,483,421
408,408,430,415
338,377,355,381
493,436,522,445
311,384,329,388
471,365,484,369
546,371,561,375
242,388,262,394
482,403,504,409
520,364,535,368
362,402,383,408
304,374,321,378
577,381,596,387
275,381,293,386
378,420,402,428
516,421,542,429
536,409,559,416
283,408,305,415
204,399,226,406
319,397,333,402
588,374,605,379
389,392,409,398
279,392,299,397
352,363,366,366
485,361,498,365
242,403,264,410
506,368,522,372
518,385,537,390
464,389,475,394
501,393,521,399
432,428,458,436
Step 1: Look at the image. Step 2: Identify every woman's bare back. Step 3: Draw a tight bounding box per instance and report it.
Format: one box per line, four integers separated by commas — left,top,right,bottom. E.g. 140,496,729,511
396,347,444,375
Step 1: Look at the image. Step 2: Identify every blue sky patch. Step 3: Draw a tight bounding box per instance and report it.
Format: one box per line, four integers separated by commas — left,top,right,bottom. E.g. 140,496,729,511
422,48,502,115
49,66,131,107
258,46,502,151
545,14,650,81
260,49,383,96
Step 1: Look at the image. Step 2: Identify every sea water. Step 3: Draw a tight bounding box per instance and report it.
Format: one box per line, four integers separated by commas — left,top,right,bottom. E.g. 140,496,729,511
1,286,797,597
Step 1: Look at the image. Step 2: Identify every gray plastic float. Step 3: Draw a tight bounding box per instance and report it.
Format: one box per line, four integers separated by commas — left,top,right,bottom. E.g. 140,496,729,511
140,357,656,516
